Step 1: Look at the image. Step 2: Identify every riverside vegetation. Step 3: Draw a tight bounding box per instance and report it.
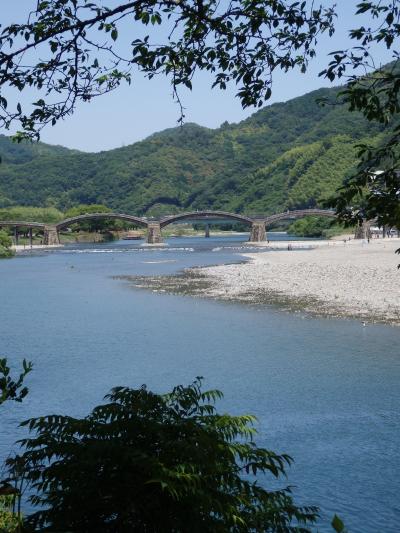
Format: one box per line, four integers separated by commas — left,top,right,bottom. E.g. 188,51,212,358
0,230,14,258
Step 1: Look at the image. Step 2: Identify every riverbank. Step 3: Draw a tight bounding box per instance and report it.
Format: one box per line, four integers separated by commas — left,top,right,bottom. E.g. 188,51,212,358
203,239,400,324
126,238,400,325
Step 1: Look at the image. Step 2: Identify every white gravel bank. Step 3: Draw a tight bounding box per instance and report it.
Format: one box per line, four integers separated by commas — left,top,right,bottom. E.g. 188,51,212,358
198,239,400,324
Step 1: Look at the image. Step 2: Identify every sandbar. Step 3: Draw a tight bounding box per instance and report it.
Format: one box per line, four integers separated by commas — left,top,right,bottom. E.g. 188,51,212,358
196,239,400,324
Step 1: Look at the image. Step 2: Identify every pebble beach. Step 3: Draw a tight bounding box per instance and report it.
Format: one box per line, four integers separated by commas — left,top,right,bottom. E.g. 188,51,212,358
195,238,400,324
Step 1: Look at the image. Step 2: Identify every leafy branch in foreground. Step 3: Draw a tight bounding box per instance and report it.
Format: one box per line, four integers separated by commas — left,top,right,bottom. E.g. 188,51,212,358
8,378,318,532
0,493,22,532
0,0,335,140
0,358,32,530
331,514,349,533
320,2,400,229
0,358,32,406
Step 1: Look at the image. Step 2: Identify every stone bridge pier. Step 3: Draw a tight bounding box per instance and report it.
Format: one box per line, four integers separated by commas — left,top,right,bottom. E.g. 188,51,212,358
249,221,266,242
43,225,60,245
147,222,163,244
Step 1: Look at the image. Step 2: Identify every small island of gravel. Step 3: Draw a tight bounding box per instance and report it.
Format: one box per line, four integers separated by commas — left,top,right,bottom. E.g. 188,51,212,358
122,238,400,325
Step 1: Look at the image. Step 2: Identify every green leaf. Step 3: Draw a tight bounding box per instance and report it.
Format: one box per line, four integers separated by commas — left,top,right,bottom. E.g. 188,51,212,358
331,514,346,532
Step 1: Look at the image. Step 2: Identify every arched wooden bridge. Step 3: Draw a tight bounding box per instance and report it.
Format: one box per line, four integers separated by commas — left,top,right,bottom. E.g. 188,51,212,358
56,213,148,231
159,210,255,227
0,208,341,245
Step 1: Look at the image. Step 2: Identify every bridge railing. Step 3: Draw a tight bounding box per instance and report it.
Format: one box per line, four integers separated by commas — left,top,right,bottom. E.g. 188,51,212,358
0,220,46,228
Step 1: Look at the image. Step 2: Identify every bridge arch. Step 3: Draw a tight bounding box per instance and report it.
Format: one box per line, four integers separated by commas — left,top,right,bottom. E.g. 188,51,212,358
264,209,336,227
159,211,253,228
56,213,148,231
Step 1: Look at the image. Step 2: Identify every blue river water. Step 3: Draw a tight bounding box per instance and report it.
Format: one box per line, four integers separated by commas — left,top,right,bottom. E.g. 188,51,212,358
1,235,400,532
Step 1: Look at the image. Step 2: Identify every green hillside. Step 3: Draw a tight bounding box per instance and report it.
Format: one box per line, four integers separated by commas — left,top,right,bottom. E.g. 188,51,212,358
0,85,386,216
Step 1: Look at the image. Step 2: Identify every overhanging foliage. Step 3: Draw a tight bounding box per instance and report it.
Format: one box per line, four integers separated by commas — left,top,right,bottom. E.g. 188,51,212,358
9,378,318,532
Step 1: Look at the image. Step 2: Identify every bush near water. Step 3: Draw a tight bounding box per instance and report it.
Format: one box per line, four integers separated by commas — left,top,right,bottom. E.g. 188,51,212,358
0,230,14,258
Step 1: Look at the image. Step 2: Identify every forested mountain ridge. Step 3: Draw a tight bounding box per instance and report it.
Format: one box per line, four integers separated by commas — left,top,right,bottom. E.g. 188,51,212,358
0,85,386,216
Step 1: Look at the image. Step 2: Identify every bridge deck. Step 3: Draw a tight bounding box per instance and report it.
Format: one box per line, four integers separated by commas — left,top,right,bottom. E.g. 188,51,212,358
0,221,46,228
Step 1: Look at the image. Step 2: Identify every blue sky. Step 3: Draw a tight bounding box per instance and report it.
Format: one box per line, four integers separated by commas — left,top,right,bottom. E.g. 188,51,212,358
1,1,395,152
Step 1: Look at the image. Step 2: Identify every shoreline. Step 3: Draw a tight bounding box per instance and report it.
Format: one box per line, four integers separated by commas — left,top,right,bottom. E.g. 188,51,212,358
122,238,400,326
12,244,63,251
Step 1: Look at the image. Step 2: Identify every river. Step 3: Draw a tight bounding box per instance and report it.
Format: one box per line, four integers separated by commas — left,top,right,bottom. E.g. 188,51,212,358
1,235,400,532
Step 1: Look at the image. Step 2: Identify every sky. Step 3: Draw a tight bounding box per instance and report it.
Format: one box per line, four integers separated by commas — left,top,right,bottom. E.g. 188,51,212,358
1,1,395,152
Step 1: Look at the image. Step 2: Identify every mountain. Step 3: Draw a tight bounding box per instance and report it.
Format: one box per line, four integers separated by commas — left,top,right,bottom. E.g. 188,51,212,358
0,85,386,216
